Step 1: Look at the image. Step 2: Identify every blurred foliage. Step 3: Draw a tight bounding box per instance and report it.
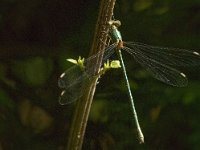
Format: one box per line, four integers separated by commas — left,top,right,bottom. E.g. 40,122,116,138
0,0,200,150
11,57,53,86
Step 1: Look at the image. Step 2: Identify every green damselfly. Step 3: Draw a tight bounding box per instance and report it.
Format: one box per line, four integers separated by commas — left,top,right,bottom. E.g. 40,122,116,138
58,20,200,143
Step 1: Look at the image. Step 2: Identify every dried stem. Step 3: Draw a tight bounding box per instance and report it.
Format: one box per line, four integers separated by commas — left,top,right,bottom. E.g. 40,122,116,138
66,0,116,150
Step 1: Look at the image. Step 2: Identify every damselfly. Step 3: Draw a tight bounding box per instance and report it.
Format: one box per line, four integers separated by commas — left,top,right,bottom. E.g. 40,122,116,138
58,20,200,143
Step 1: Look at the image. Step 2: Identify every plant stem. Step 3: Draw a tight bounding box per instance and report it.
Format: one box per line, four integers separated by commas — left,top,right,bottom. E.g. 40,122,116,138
66,0,116,150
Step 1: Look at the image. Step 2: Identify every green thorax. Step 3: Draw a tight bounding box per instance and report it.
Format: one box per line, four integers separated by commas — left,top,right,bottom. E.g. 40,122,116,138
109,25,122,43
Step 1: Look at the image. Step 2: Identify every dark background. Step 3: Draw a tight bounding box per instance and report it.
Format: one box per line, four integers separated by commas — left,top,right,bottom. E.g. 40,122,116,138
0,0,200,149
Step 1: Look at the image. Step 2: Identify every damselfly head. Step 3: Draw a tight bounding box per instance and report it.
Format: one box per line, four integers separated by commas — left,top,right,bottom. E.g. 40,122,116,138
108,20,121,27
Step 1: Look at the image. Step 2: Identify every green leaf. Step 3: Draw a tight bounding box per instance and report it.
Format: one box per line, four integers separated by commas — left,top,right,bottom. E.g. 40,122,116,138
66,58,78,64
67,56,85,70
110,60,121,68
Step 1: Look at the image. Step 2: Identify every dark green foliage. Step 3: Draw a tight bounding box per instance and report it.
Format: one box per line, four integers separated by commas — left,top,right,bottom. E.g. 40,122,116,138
0,0,200,149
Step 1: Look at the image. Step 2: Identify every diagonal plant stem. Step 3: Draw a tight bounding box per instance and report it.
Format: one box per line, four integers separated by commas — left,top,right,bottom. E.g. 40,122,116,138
66,0,116,150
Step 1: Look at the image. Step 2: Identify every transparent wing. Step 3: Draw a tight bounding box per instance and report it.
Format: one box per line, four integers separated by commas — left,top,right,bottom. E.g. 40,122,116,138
124,42,200,66
58,65,88,105
123,42,200,87
58,44,116,105
59,72,89,105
